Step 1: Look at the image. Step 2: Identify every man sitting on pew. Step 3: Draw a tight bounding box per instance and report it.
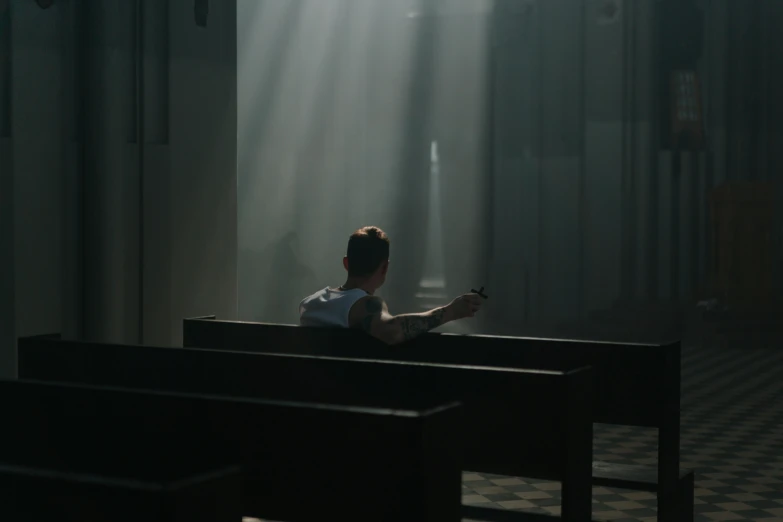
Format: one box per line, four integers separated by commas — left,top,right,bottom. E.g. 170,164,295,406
299,226,482,345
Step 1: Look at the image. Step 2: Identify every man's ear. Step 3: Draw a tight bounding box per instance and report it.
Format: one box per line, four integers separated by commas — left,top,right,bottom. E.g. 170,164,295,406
381,260,389,275
343,256,349,272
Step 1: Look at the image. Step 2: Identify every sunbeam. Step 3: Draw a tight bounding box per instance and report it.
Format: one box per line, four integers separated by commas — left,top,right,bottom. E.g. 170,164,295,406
237,0,494,327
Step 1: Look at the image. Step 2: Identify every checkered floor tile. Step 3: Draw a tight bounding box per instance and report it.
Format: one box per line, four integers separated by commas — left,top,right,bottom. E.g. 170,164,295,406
462,343,783,521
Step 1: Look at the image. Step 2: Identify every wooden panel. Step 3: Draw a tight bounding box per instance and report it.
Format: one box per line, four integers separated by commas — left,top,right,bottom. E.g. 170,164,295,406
709,182,779,306
0,463,241,522
4,376,461,522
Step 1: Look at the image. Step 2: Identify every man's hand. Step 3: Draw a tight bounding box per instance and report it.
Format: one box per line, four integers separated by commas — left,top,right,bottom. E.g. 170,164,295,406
446,293,484,321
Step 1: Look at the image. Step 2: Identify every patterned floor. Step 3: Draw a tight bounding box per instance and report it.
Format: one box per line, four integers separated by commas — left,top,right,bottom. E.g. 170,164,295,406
462,343,783,521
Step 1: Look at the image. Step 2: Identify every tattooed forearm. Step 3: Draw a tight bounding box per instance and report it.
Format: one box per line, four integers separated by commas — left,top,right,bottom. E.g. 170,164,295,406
394,308,445,342
356,296,450,345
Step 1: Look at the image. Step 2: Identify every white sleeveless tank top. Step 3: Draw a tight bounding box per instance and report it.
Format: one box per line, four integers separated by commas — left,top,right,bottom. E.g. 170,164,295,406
299,287,369,328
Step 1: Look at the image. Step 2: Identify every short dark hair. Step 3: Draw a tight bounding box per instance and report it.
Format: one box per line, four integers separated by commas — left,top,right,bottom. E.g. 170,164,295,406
346,226,390,277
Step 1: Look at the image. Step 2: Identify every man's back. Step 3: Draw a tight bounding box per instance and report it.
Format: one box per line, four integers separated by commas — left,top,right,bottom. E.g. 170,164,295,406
299,287,368,328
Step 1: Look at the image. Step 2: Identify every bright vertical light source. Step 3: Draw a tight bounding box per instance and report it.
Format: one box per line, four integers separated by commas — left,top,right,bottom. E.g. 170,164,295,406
418,139,447,307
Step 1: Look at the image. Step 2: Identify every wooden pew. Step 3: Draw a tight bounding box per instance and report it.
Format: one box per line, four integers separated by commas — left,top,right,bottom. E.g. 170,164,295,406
19,334,594,522
0,463,241,522
183,316,694,522
0,377,461,522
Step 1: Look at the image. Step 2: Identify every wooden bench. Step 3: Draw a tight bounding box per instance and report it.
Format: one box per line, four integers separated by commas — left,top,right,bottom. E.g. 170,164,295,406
183,316,695,522
0,463,241,522
1,377,461,522
19,334,595,522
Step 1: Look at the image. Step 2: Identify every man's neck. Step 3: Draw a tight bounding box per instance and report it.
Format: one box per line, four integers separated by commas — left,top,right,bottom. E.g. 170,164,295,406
340,278,375,295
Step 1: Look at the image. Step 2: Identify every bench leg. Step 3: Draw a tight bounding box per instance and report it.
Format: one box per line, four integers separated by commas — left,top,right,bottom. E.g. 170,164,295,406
658,471,694,522
561,478,592,522
678,472,694,522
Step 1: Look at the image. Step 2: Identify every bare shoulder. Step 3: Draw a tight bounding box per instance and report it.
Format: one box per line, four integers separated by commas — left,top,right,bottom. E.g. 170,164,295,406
348,295,387,329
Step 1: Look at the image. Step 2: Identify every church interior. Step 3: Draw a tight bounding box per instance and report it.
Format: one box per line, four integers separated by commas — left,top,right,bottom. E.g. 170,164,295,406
0,0,781,520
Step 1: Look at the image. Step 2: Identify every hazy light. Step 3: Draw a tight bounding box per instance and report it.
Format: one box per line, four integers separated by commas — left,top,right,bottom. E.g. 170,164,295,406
237,0,493,326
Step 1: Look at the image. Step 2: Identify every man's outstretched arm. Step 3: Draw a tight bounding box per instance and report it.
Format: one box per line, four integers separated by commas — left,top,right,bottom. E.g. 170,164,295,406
349,294,482,345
